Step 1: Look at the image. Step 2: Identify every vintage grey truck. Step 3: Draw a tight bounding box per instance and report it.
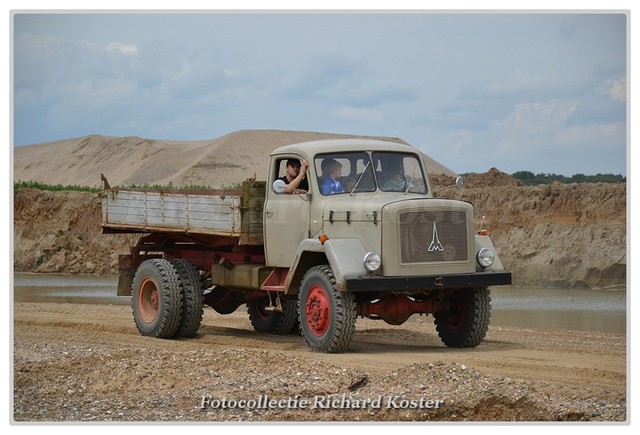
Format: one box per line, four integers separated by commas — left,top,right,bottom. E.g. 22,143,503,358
101,138,511,353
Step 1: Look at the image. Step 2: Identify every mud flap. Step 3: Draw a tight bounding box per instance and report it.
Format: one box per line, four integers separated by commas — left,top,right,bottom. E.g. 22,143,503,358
117,254,135,296
117,269,135,296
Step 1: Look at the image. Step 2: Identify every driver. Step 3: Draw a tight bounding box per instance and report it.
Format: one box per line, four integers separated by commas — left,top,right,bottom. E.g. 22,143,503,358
382,172,406,191
278,158,309,193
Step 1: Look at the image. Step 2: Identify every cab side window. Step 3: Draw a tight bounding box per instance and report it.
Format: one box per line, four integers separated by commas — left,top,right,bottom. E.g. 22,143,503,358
272,157,309,194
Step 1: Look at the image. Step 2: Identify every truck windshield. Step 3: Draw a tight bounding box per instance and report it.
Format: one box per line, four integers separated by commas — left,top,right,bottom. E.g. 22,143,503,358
372,152,428,194
314,151,428,195
314,152,376,195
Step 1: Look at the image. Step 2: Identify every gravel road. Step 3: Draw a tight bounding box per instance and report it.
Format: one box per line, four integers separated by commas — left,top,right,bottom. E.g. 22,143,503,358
13,302,626,422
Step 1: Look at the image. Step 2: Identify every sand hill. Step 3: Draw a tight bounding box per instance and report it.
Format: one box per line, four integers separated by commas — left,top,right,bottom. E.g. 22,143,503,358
13,129,456,188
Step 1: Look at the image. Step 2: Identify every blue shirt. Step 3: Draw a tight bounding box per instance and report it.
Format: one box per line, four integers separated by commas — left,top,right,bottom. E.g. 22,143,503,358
320,177,343,195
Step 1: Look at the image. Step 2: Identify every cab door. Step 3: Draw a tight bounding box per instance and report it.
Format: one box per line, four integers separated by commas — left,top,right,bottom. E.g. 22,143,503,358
263,155,312,267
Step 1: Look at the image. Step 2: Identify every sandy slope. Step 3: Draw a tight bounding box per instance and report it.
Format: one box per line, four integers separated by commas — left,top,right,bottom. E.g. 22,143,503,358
13,129,456,188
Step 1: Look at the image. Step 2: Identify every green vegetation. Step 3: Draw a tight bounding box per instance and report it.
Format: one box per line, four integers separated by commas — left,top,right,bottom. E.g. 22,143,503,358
14,180,216,193
220,182,242,190
16,171,626,193
121,182,214,190
13,180,101,193
510,171,626,186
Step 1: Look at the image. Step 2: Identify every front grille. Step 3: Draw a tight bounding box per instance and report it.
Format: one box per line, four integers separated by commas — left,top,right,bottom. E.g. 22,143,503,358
399,210,468,263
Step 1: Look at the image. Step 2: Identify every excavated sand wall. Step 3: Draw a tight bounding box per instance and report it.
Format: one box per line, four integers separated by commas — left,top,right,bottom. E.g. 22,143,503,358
13,180,626,289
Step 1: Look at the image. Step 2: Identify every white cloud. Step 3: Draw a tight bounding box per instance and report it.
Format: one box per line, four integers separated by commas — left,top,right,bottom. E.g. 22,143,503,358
45,77,139,128
494,100,576,129
554,122,625,148
490,100,577,154
485,69,559,96
606,77,626,102
105,42,138,56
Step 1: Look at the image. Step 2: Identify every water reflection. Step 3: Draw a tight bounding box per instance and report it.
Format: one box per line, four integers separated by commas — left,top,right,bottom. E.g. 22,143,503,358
13,273,127,306
13,273,626,334
490,286,626,334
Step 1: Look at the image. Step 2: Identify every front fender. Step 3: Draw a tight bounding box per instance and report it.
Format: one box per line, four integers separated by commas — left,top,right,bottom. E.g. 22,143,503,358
284,238,370,293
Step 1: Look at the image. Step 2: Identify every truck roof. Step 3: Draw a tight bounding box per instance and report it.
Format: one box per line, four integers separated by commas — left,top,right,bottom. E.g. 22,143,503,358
270,138,418,157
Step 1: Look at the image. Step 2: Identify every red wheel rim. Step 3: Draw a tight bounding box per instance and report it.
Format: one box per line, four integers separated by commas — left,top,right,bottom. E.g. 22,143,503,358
444,293,467,330
138,277,160,323
305,284,331,336
253,301,274,321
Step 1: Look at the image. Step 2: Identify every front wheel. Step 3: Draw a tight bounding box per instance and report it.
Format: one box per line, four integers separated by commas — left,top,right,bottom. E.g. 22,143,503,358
434,287,491,347
298,265,356,353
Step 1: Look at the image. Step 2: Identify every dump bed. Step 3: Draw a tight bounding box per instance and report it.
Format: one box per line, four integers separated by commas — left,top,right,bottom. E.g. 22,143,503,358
101,180,266,245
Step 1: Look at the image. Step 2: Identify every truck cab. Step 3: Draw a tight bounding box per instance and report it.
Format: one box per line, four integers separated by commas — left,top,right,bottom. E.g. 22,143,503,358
263,139,510,352
266,140,507,282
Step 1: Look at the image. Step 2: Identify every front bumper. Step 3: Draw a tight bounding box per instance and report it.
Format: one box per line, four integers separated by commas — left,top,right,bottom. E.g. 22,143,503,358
345,271,512,293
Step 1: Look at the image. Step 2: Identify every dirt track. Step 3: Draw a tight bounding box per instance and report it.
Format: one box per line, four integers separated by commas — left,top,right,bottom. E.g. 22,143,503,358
13,302,627,422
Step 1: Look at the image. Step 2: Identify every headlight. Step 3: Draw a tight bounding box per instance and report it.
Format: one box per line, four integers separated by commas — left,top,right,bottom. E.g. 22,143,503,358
363,252,382,272
476,248,495,268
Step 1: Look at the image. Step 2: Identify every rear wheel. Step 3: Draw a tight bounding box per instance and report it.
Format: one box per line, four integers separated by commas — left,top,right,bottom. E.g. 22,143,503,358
298,265,356,353
434,287,491,347
132,259,182,338
247,297,298,335
170,259,204,338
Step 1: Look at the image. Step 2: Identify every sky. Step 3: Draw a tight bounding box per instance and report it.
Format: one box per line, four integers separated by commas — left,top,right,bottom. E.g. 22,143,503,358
11,11,629,177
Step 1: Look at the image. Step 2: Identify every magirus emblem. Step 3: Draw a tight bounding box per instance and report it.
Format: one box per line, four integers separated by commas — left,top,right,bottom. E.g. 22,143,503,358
428,222,444,252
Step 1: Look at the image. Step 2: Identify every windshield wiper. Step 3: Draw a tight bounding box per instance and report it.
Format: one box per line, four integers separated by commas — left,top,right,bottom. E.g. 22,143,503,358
350,161,371,196
404,165,421,195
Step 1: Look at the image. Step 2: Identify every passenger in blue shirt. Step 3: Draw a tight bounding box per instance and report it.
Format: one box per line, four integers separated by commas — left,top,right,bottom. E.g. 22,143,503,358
319,158,343,195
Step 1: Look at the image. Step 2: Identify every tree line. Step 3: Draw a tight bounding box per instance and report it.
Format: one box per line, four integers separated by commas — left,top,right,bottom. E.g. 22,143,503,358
509,171,626,186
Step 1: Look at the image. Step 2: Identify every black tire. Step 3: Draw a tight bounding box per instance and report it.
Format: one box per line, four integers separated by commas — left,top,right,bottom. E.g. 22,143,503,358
298,265,356,353
170,259,204,338
434,287,491,347
132,259,183,339
289,318,302,336
247,297,298,335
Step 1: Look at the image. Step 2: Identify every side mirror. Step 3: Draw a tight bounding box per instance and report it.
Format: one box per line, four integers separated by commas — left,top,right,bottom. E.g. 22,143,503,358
272,179,286,193
455,176,464,188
